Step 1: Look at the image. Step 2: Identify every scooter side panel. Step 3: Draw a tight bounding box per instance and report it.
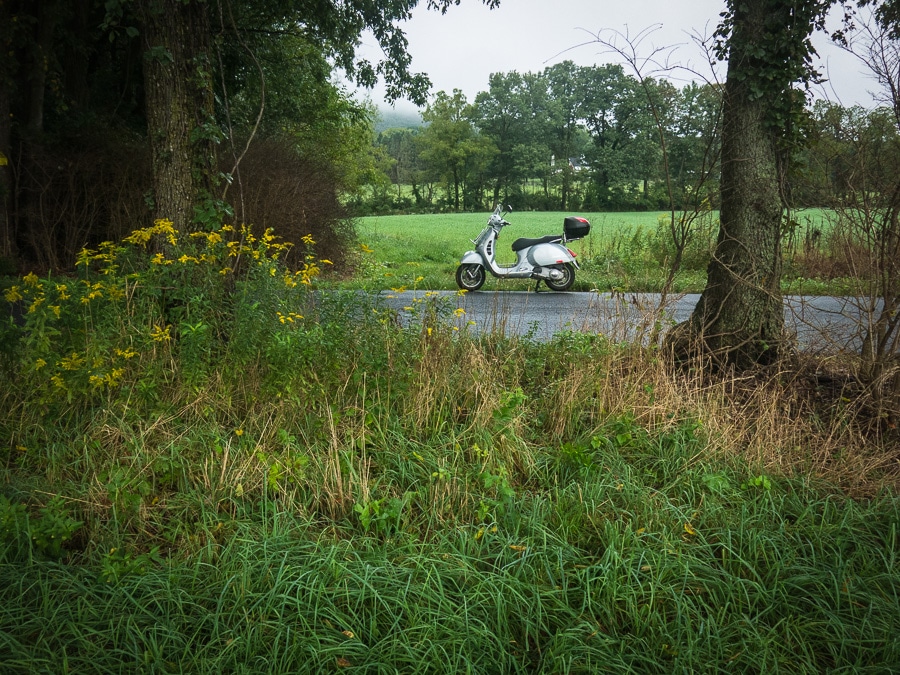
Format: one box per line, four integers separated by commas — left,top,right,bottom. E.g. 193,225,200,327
527,242,576,267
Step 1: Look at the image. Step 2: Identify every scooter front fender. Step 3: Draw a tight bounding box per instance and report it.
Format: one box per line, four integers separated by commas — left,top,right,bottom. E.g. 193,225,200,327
526,242,578,268
459,250,484,265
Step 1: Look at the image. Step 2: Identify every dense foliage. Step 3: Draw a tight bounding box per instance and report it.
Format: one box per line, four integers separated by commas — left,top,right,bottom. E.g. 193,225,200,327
0,0,502,274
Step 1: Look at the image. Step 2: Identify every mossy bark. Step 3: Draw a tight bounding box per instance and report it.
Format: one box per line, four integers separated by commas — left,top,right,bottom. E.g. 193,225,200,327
668,0,786,367
139,0,216,231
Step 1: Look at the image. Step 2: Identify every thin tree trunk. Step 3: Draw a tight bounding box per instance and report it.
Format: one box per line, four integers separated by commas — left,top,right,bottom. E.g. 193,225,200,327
24,0,60,134
0,0,15,262
63,0,93,113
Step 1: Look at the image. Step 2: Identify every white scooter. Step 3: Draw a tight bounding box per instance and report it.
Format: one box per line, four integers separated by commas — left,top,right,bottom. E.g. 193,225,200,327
455,205,590,291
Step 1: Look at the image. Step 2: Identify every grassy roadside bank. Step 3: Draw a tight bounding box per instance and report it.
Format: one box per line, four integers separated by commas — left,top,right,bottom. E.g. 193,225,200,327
1,222,898,672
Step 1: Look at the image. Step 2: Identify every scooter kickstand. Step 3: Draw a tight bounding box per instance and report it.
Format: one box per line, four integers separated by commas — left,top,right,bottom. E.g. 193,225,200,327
533,279,542,293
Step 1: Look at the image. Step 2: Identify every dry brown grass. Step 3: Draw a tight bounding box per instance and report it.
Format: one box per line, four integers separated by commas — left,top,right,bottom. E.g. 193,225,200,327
390,312,900,497
563,347,900,496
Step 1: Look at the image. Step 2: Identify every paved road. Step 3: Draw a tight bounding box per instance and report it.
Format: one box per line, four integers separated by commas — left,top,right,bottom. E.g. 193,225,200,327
379,290,878,352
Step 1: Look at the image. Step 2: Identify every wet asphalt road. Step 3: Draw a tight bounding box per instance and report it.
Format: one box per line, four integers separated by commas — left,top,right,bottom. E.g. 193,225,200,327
378,290,877,352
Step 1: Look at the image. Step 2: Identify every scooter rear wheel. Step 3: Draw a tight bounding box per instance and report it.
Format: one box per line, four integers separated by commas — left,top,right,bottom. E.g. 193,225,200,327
544,263,575,291
456,263,486,291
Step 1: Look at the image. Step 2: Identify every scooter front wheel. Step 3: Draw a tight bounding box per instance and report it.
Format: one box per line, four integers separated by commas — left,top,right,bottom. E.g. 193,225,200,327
544,263,575,291
456,263,486,291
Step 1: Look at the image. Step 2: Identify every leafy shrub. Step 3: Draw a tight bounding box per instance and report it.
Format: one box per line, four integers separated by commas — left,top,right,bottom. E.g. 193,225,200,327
1,218,329,420
0,495,82,559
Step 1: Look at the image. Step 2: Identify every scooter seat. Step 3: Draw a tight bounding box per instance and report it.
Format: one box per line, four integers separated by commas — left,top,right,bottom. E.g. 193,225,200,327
511,234,562,252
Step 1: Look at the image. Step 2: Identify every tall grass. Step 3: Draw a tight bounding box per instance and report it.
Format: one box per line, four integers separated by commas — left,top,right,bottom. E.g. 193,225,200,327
1,222,898,672
3,489,898,673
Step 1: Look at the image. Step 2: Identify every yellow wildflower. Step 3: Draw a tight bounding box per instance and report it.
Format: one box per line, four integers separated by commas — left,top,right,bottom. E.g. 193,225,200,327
81,288,103,303
4,286,22,302
23,272,40,286
59,352,85,371
76,248,94,267
105,368,125,386
106,286,125,300
277,311,303,324
28,295,47,314
150,324,171,342
122,229,150,245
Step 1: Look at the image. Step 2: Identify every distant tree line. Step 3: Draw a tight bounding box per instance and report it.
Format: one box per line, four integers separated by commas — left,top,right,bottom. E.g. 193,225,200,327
359,60,899,217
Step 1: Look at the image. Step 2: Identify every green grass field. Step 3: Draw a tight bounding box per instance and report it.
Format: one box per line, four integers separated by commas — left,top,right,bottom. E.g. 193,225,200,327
351,211,682,292
346,209,842,294
1,217,897,672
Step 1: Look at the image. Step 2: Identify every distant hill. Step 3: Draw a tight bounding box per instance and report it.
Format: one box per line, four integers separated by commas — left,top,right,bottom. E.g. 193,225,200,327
375,106,423,132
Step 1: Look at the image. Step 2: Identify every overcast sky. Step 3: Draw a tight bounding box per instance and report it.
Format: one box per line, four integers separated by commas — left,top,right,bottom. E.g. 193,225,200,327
354,0,882,112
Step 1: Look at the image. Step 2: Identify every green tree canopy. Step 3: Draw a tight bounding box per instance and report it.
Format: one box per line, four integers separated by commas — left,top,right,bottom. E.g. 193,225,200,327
0,0,502,269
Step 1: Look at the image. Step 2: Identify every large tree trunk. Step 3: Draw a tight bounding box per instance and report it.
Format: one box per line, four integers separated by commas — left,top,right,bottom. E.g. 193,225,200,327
138,0,216,231
668,0,785,367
